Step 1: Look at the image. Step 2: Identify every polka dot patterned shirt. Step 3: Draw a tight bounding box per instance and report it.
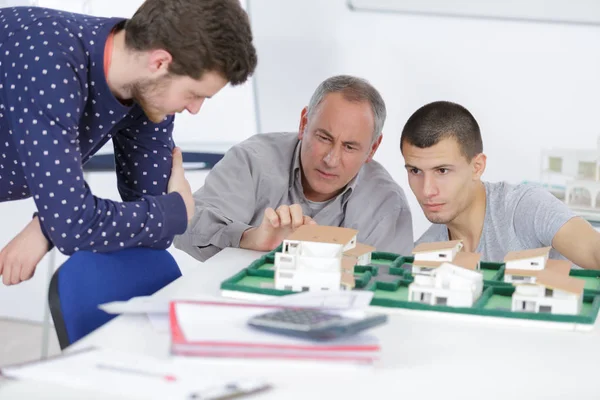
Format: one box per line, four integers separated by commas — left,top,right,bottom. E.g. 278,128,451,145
0,7,187,255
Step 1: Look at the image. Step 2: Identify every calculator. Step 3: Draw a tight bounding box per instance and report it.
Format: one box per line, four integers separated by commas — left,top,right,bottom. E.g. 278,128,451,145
247,308,388,341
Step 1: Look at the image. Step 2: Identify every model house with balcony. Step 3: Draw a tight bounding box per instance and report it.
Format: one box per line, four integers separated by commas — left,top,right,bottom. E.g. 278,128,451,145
408,256,484,308
411,240,464,275
511,269,585,315
274,225,362,292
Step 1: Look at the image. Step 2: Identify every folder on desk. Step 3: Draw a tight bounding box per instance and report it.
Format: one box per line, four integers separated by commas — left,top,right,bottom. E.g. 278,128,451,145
169,301,381,364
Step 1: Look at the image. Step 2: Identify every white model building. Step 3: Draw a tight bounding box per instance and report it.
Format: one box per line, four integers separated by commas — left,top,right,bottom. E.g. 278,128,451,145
411,240,464,275
504,258,571,285
408,252,483,307
502,247,551,283
511,269,585,315
343,242,376,266
539,136,600,217
274,225,366,292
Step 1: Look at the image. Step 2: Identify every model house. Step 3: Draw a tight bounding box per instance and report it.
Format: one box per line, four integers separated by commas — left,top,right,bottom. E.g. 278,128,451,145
503,247,551,279
343,242,376,266
340,257,357,291
274,225,360,292
511,269,585,315
539,136,600,213
408,261,484,308
504,259,571,284
411,240,464,275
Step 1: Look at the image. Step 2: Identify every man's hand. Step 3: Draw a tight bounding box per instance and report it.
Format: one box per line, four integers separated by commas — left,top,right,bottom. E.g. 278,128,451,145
0,216,50,286
167,147,195,223
240,204,317,251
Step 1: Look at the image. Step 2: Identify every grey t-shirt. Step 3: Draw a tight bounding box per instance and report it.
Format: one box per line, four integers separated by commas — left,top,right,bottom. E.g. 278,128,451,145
416,181,576,262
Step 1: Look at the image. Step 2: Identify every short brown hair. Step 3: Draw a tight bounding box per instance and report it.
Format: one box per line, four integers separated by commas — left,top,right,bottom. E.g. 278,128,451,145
400,101,483,161
124,0,257,85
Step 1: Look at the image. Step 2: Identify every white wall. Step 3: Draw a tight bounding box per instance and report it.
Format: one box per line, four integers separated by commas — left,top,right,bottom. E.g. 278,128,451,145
248,0,600,240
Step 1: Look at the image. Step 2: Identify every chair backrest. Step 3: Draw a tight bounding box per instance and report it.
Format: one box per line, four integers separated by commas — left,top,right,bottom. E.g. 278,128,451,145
48,248,182,349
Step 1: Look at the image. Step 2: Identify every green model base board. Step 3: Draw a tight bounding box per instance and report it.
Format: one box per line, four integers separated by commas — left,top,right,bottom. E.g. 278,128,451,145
369,279,599,324
223,252,600,325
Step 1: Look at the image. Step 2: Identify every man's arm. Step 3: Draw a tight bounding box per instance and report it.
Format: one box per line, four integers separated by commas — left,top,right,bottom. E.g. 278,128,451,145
174,145,258,261
552,217,600,270
111,112,188,249
512,185,600,268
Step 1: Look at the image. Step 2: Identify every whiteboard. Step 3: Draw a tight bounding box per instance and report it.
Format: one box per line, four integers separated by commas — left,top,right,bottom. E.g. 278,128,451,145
347,0,600,26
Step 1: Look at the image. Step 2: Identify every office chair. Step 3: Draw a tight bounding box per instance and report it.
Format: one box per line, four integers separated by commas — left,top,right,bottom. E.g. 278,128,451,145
48,248,181,349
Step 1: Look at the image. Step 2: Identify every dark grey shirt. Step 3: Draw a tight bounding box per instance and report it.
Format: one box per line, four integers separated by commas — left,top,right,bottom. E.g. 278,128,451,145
174,132,413,261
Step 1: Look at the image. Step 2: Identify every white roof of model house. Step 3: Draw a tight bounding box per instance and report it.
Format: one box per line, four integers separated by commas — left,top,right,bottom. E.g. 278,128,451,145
503,247,551,262
343,242,376,258
285,225,358,246
412,240,463,254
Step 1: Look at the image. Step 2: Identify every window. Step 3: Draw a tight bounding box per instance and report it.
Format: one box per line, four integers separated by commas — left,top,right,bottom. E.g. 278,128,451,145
521,301,535,312
578,161,596,179
420,293,426,301
530,261,539,266
321,288,329,290
438,254,447,258
539,305,552,313
279,272,294,279
301,286,309,292
545,288,554,297
435,297,448,306
548,157,563,173
284,285,292,290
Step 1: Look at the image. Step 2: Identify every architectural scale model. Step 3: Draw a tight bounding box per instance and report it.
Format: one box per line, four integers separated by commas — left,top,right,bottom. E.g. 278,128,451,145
537,136,600,222
408,249,483,307
411,240,465,275
273,225,375,292
503,247,585,315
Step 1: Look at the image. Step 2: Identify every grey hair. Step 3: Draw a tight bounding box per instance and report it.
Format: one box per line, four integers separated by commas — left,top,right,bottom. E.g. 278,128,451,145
306,75,386,142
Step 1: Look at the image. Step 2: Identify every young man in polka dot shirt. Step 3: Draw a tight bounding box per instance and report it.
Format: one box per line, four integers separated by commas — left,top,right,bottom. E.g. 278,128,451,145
0,0,257,285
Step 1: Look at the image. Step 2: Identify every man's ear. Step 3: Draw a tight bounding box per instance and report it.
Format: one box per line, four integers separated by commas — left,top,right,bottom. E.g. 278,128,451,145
366,134,383,163
298,107,308,140
472,153,487,180
146,49,173,76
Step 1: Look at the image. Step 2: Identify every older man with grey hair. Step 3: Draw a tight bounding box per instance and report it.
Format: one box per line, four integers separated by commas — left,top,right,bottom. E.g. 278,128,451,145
174,75,413,261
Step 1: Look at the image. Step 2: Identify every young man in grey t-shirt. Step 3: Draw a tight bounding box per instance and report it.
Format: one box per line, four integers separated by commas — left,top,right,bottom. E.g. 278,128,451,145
399,100,600,268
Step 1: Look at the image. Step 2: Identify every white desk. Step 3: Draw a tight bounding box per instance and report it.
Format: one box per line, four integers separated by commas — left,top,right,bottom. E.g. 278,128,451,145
1,248,600,399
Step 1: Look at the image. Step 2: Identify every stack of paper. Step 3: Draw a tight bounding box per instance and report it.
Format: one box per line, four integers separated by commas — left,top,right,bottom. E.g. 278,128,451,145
169,301,381,364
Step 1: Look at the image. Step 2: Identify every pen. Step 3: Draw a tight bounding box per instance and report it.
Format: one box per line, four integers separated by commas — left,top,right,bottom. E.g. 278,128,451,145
187,381,272,399
96,363,177,382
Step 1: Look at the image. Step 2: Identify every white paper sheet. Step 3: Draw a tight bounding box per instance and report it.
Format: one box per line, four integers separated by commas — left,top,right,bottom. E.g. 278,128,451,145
100,291,374,332
0,347,271,400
